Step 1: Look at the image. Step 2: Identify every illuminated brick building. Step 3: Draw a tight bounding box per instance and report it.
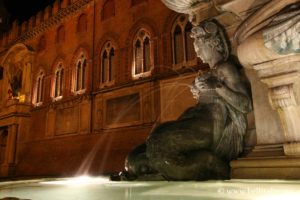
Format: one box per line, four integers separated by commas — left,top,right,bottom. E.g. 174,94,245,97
0,0,202,177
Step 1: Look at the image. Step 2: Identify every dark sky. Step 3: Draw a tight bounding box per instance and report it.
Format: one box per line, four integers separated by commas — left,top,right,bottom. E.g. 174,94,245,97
4,0,55,23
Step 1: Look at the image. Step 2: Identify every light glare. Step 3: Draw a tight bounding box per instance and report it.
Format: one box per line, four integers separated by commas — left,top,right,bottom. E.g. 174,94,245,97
40,176,109,186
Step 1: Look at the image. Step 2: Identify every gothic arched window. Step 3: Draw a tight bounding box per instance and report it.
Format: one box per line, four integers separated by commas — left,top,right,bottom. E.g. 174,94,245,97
172,15,196,68
73,53,88,94
132,29,152,79
52,62,64,100
35,71,45,106
100,41,115,87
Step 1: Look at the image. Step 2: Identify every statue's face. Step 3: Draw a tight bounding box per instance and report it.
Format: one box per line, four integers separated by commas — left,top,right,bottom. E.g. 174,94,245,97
191,26,216,67
191,23,226,68
193,37,214,65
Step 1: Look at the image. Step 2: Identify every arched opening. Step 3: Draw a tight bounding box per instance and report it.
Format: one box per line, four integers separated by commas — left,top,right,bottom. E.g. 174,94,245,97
1,43,35,104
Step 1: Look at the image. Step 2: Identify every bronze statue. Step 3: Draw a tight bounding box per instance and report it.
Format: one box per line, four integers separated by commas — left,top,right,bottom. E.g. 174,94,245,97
113,20,252,181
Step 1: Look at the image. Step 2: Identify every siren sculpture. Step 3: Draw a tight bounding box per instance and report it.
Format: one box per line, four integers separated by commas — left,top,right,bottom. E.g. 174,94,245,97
111,19,252,181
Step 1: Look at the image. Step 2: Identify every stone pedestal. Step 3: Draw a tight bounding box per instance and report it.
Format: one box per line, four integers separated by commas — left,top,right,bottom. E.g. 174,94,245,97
231,3,300,178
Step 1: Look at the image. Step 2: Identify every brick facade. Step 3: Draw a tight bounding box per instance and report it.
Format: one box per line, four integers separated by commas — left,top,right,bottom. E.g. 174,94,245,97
0,0,204,177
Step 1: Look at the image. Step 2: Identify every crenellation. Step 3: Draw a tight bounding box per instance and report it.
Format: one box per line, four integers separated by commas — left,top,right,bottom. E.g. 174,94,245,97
7,32,11,45
28,16,36,30
8,29,14,43
44,6,53,21
36,11,44,26
5,32,10,46
52,0,62,15
21,21,28,35
4,0,72,47
11,20,19,40
61,0,71,8
2,32,6,46
0,0,91,50
17,24,22,37
12,20,18,32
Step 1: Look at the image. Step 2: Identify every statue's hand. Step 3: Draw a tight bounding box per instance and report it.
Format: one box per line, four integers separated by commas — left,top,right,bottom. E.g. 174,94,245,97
195,75,221,91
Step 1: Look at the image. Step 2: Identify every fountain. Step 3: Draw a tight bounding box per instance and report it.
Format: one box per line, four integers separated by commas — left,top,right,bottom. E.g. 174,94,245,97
0,0,300,199
1,176,300,200
118,0,300,181
117,18,252,181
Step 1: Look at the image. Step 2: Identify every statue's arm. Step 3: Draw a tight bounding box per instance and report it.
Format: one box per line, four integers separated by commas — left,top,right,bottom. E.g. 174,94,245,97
215,64,252,113
216,84,251,113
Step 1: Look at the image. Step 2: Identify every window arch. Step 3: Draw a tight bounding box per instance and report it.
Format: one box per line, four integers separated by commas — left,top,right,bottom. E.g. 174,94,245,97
52,62,64,100
100,41,115,87
56,25,65,43
34,71,45,106
132,28,153,79
73,53,88,94
77,14,87,33
101,0,115,21
171,15,196,68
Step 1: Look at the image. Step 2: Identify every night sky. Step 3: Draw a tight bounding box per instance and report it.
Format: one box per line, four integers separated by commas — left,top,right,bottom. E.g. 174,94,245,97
3,0,55,23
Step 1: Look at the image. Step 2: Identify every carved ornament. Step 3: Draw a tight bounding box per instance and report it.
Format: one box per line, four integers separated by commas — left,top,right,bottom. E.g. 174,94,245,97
267,84,297,109
263,5,300,55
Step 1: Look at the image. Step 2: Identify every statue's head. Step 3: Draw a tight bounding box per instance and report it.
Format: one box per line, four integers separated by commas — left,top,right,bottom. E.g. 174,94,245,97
190,20,229,67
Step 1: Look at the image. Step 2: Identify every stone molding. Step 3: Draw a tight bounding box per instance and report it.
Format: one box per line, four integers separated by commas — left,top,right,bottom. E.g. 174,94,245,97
253,55,300,110
267,84,297,109
249,54,300,155
231,156,300,179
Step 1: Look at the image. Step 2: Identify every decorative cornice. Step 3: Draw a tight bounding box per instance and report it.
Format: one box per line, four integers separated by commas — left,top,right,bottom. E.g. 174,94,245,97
3,0,92,48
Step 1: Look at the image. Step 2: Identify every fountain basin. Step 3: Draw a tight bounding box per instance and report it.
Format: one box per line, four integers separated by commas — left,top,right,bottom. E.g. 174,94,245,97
0,177,300,200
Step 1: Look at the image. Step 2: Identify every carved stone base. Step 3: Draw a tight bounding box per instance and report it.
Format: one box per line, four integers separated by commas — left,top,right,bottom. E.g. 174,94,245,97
231,144,300,179
283,142,300,156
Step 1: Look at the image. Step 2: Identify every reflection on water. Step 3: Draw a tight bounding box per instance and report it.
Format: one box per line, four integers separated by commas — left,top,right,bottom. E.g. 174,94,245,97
0,177,300,200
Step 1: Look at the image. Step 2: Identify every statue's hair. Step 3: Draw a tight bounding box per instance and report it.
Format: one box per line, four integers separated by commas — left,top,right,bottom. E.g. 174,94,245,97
191,20,230,60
